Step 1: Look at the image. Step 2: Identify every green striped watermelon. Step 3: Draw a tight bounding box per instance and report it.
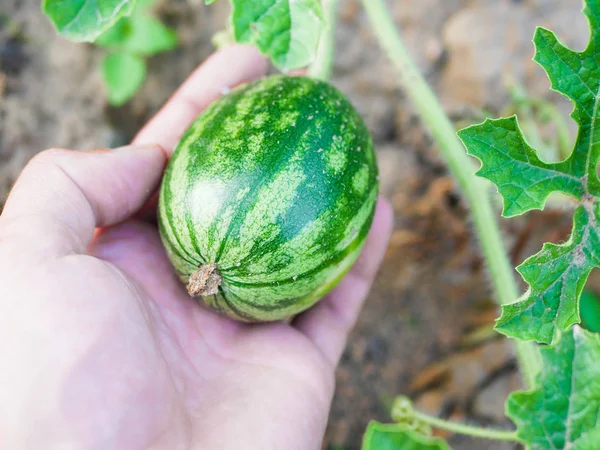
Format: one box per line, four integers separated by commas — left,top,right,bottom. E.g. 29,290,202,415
158,75,378,321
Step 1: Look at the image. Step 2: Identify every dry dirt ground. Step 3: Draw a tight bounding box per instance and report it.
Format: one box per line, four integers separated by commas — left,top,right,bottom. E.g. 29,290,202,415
0,1,591,449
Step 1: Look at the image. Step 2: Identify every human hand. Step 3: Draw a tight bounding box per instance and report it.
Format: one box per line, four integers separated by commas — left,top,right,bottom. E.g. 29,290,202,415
0,46,393,450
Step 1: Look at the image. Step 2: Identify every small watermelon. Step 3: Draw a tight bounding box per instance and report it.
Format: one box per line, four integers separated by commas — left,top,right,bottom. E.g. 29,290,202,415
158,75,378,321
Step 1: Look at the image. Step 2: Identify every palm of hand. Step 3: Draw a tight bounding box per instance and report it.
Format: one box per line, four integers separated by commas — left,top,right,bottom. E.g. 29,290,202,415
85,221,334,449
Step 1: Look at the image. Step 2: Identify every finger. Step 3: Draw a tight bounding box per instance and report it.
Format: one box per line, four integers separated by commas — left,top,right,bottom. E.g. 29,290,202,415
293,197,394,366
0,145,166,257
133,45,269,153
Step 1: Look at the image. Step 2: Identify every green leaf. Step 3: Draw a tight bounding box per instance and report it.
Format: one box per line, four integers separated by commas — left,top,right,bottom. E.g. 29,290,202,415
42,0,136,42
95,16,131,47
580,290,600,333
134,0,155,11
507,327,600,449
230,0,324,72
496,203,600,344
362,422,451,450
205,0,219,4
458,0,600,344
102,52,147,106
457,116,584,217
97,15,177,55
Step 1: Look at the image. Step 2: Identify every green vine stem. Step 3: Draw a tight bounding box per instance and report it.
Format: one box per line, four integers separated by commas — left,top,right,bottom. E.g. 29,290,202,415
360,0,541,387
308,0,339,81
411,410,520,442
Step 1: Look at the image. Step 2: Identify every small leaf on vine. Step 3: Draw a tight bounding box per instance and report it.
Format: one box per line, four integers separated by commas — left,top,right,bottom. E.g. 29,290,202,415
507,327,600,449
362,421,451,450
229,0,324,72
102,52,147,106
43,0,136,42
97,15,177,56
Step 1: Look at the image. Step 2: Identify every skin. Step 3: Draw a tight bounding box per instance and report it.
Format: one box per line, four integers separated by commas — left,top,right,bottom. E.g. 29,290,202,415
0,45,393,450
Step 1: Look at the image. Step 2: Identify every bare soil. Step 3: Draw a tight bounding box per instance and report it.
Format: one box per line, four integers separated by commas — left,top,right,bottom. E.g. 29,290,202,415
0,1,590,449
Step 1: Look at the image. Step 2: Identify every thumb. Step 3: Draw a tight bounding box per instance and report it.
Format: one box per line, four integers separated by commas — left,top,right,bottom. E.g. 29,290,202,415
0,145,167,257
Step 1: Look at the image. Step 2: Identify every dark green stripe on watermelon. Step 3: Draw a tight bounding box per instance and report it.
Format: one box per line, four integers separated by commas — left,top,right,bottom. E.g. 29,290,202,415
158,75,378,321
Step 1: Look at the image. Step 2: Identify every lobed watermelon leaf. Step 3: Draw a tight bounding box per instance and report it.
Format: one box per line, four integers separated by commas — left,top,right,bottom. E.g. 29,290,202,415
506,327,600,449
361,422,451,450
42,0,136,42
230,0,324,72
458,0,600,344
